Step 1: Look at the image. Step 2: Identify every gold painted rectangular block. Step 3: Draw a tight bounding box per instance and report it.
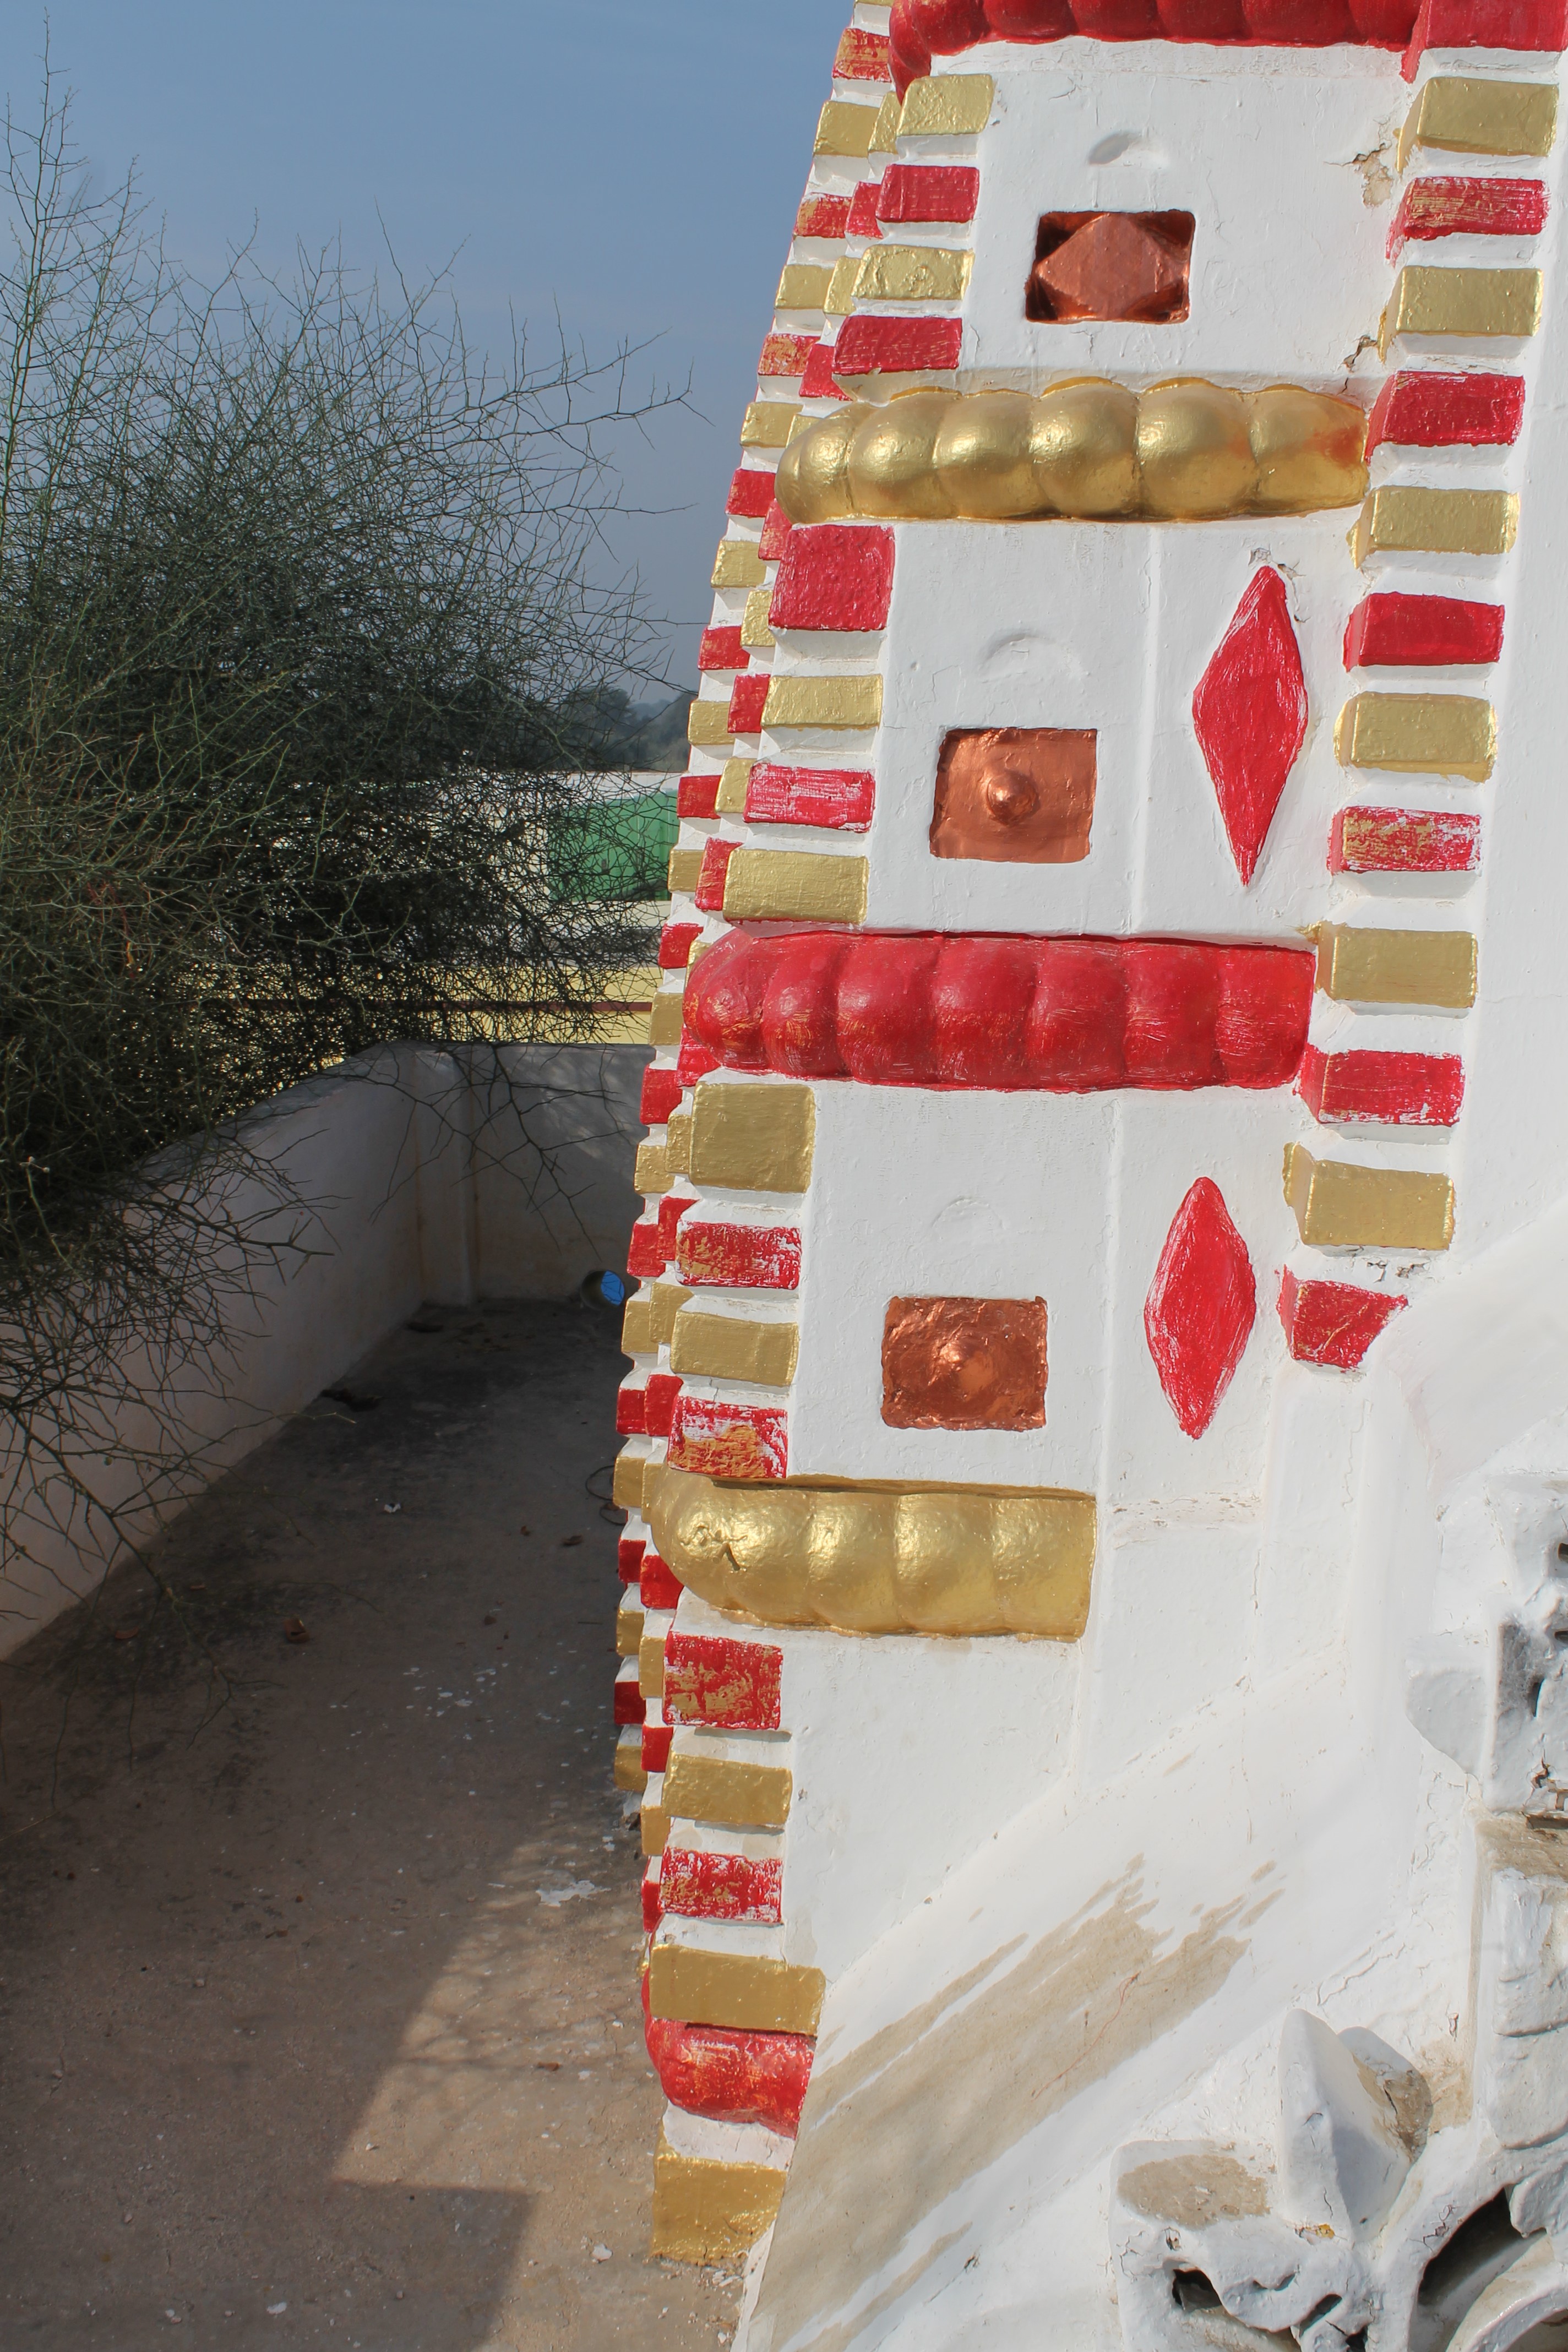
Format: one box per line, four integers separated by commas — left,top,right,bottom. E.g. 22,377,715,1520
1334,692,1495,780
1283,1144,1455,1251
855,245,973,304
690,1082,815,1194
648,990,686,1046
740,591,775,649
616,1603,645,1660
723,848,869,924
1315,922,1477,1009
741,401,798,449
776,263,834,312
899,74,994,137
648,1942,825,2034
825,255,861,317
633,1140,670,1196
639,1634,666,1700
620,1299,652,1358
666,848,706,895
671,1310,800,1387
687,699,734,748
612,1452,647,1512
613,1729,647,1795
640,1804,669,1859
650,1282,694,1346
814,99,880,156
662,1750,793,1828
760,673,883,730
1398,75,1558,171
666,1113,693,1177
1381,266,1541,355
717,757,755,811
651,2133,787,2265
1353,486,1517,565
871,91,903,152
711,540,767,590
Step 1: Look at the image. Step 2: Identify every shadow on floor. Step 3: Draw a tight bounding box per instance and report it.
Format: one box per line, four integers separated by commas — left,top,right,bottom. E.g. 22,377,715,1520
0,1299,739,2352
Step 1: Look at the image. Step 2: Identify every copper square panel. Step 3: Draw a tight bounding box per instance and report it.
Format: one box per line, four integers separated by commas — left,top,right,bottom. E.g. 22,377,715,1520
1026,211,1194,325
930,727,1096,865
881,1296,1048,1431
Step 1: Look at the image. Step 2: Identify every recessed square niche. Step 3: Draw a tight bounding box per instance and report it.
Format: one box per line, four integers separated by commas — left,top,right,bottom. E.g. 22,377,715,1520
929,727,1097,864
1026,211,1195,324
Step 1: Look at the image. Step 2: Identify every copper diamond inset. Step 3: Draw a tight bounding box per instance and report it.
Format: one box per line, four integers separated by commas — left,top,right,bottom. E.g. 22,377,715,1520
1144,1179,1256,1439
1191,568,1308,886
1026,210,1194,324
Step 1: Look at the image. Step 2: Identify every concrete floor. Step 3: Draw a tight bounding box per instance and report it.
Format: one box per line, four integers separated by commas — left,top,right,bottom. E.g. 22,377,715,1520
0,1298,740,2352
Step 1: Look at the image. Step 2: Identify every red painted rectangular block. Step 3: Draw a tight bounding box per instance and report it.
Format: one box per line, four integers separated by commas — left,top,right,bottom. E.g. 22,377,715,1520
676,1037,721,1086
1329,804,1480,874
664,1630,784,1729
744,764,876,831
676,1220,804,1292
727,674,770,734
640,1065,685,1124
667,1396,788,1482
1389,176,1548,254
1366,371,1524,451
1298,1042,1464,1127
831,315,963,377
695,837,739,912
759,500,794,562
796,194,850,239
641,1862,663,1934
659,1848,783,1925
876,164,981,224
613,1670,646,1726
644,2004,813,2134
759,333,817,378
847,181,885,239
657,1191,697,1250
1344,592,1504,669
770,523,896,633
660,921,703,970
627,1218,667,1280
726,468,776,521
618,1536,646,1585
676,773,720,819
698,626,748,673
643,1373,683,1442
641,1724,674,1774
799,340,851,402
616,1381,646,1436
1278,1268,1407,1368
640,1550,685,1610
1404,0,1567,74
834,25,891,79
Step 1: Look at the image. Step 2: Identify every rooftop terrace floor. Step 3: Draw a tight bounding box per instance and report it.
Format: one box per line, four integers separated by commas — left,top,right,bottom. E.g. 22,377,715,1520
0,1298,739,2352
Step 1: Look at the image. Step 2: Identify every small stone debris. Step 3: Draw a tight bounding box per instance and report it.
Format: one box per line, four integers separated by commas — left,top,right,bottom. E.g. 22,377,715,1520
592,2245,613,2263
282,1619,309,1645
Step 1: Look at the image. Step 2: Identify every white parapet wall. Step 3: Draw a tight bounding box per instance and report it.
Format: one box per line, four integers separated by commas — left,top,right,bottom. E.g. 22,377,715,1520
0,1040,650,1660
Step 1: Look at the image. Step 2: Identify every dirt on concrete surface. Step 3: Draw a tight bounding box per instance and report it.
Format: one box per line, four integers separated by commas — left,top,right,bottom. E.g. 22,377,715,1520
0,1297,741,2352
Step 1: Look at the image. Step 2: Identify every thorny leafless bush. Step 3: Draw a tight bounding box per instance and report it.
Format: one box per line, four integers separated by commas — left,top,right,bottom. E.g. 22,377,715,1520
0,56,683,1634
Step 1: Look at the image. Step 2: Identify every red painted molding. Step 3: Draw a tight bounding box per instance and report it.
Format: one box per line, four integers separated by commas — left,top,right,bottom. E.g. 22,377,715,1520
799,339,852,402
744,765,876,830
695,837,739,912
660,1847,784,1925
830,315,963,377
1191,568,1308,885
676,1220,804,1291
796,194,851,239
889,0,1420,91
1278,1268,1406,1365
644,1995,814,2134
664,1630,785,1730
676,775,720,820
643,1375,684,1445
759,333,818,378
698,626,748,673
1343,592,1503,669
727,674,771,734
846,181,886,239
1144,1178,1256,1439
1389,176,1547,254
640,1066,686,1126
684,929,1315,1092
1366,372,1524,452
676,1038,721,1087
641,1724,674,1774
1297,1043,1464,1127
618,1536,646,1585
659,921,703,970
627,1219,667,1280
759,500,795,562
835,24,892,78
613,1672,646,1727
726,469,777,522
616,1382,647,1436
658,1193,698,1252
1403,0,1566,74
770,524,896,634
641,1863,663,1934
641,1550,685,1611
875,164,982,225
1329,804,1480,875
667,1396,788,1482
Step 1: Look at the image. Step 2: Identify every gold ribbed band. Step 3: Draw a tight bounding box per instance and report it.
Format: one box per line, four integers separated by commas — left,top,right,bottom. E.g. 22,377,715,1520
776,381,1366,525
646,1465,1096,1638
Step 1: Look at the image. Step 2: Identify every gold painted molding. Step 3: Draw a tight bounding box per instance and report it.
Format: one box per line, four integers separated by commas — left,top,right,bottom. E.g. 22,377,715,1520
719,755,756,805
776,382,1366,525
856,246,972,304
814,99,880,157
825,255,861,317
689,1082,816,1194
671,1309,800,1387
613,1729,646,1795
760,674,883,730
662,1749,793,1829
1315,922,1477,1010
776,263,834,312
723,848,870,925
740,592,774,648
1380,266,1542,355
1283,1145,1455,1250
1335,693,1495,781
647,991,685,1047
612,1452,647,1512
1397,75,1558,172
650,1283,693,1346
639,1633,666,1700
741,401,799,449
666,848,705,896
640,1803,670,1858
649,1942,826,2034
899,74,994,137
1354,485,1517,564
666,1112,693,1175
633,1141,669,1197
646,1464,1096,1638
620,1298,652,1358
616,1602,644,1659
687,700,734,749
711,540,767,590
651,2133,788,2264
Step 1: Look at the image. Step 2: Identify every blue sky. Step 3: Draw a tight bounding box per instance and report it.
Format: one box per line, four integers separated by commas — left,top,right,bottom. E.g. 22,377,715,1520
4,2,851,695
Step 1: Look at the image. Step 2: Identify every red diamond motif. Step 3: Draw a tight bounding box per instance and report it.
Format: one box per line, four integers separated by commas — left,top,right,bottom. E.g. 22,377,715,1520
1144,1178,1256,1439
1191,569,1308,886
